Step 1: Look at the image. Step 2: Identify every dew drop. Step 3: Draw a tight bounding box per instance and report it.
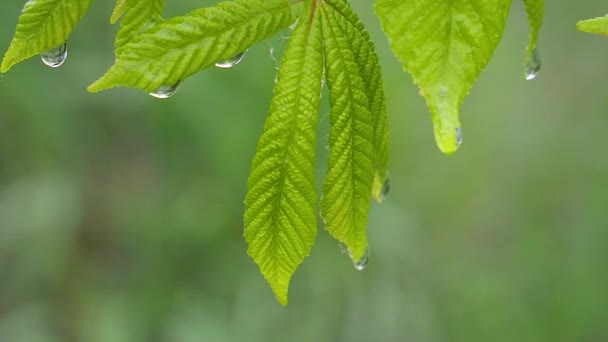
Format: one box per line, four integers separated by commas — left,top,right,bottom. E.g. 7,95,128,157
215,50,247,69
41,41,68,68
525,48,541,81
379,177,390,201
341,244,370,271
455,127,463,147
149,81,181,99
352,248,369,271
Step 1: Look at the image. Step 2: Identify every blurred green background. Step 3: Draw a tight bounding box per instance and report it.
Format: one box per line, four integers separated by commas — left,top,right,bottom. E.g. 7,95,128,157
1,1,608,341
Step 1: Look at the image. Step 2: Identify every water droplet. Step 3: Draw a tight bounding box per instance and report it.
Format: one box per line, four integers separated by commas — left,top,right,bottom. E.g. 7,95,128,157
341,244,370,271
215,50,247,69
455,127,463,147
380,177,390,201
149,81,180,99
352,248,369,271
525,48,541,81
41,42,67,68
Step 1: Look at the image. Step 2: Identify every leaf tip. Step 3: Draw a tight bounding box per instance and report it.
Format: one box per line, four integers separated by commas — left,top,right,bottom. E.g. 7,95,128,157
265,269,290,306
432,120,462,155
0,63,10,74
1,54,15,74
87,81,103,93
575,20,585,32
275,290,289,306
87,70,121,93
347,244,368,264
576,16,608,36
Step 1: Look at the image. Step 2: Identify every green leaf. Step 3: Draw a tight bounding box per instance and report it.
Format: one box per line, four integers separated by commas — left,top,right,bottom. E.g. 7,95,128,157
88,0,299,93
320,2,375,262
577,15,608,36
114,0,166,54
1,0,94,73
324,0,389,203
110,0,129,24
244,1,323,306
523,0,544,80
375,0,512,154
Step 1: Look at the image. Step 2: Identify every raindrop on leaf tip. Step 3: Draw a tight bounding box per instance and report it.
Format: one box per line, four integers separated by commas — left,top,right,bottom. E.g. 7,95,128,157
378,177,390,202
41,42,68,68
149,81,181,99
455,127,463,147
352,248,369,271
215,50,247,69
525,48,541,81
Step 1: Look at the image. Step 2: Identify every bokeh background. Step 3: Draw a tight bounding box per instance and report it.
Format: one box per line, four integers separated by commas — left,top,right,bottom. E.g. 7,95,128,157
1,1,607,341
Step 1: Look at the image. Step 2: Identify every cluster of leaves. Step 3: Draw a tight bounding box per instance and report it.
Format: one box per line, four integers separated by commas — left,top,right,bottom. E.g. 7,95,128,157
4,0,605,305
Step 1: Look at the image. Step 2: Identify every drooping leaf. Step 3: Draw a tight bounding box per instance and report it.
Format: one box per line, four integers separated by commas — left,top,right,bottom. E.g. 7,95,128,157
320,2,375,262
244,1,323,306
1,0,94,73
523,0,544,79
115,0,166,53
375,0,512,154
110,0,129,24
88,0,300,93
324,0,389,203
577,15,608,36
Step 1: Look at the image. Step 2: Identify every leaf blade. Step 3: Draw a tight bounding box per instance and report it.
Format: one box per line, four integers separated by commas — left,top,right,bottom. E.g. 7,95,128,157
88,0,299,93
375,0,512,154
244,1,323,306
115,0,166,53
1,0,93,73
320,2,375,262
324,0,389,202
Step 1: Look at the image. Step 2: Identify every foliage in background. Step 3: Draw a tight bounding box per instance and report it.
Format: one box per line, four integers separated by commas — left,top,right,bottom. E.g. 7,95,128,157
0,0,551,305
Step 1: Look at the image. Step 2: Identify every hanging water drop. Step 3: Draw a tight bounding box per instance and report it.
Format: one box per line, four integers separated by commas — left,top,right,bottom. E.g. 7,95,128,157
455,127,463,147
352,248,369,271
149,81,181,99
379,177,390,201
340,244,370,271
215,50,247,69
40,41,68,68
525,48,541,81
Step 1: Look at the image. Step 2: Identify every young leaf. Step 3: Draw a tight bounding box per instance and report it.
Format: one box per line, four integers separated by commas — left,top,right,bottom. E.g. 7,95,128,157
375,0,512,154
523,0,544,80
111,0,129,24
577,16,608,36
88,0,300,93
1,0,93,73
320,2,375,262
115,0,166,54
244,1,323,306
324,0,389,203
